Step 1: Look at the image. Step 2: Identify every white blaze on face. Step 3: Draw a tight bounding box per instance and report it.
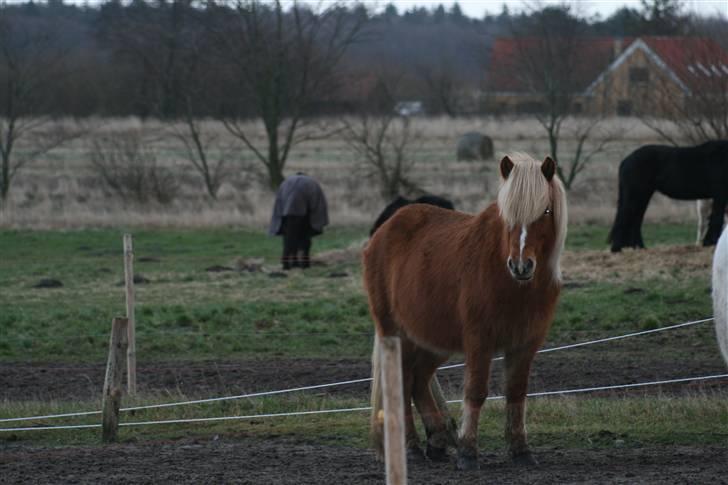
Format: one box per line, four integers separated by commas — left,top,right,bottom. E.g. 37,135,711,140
519,224,528,262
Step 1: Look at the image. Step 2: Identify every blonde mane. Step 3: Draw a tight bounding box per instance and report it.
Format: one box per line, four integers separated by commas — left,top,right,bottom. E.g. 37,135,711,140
497,153,568,281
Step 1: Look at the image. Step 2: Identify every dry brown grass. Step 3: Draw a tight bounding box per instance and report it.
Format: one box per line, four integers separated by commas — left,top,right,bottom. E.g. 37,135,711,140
316,241,715,287
0,116,698,229
562,245,714,284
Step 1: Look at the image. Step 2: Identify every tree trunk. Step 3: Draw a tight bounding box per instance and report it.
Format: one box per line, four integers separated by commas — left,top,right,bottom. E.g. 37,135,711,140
1,153,10,203
204,173,218,200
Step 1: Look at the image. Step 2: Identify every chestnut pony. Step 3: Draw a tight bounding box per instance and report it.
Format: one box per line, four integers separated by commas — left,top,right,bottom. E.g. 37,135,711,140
364,154,567,470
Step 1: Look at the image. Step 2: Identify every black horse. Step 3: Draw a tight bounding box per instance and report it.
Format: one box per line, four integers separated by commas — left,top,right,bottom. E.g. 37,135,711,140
609,140,728,252
369,195,455,236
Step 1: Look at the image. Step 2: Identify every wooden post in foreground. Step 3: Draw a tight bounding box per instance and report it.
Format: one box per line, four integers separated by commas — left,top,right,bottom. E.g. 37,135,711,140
379,336,407,485
123,233,137,395
102,317,129,443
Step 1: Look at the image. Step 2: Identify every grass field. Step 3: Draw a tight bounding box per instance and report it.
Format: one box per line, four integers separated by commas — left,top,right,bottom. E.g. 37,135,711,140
0,223,714,363
0,116,700,229
1,221,725,468
1,115,725,464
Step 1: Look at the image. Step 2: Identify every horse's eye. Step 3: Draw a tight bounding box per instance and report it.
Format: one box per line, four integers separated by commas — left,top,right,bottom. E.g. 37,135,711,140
544,208,552,215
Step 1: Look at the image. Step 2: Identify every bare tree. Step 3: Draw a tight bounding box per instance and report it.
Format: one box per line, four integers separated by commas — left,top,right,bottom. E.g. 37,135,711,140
97,0,198,118
89,131,179,205
0,13,84,205
342,79,422,201
210,0,365,190
558,119,619,189
170,34,240,200
170,118,238,200
505,5,616,190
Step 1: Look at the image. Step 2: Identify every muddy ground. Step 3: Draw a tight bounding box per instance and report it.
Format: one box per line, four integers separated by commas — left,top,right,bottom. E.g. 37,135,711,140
2,328,726,402
2,327,728,483
2,435,727,484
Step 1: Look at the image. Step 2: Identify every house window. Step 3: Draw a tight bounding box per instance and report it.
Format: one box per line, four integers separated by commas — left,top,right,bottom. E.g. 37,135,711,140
629,67,649,84
617,100,632,116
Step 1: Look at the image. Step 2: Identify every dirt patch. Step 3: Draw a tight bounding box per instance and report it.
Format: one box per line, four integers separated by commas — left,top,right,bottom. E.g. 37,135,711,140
2,327,726,402
1,435,726,484
562,245,713,284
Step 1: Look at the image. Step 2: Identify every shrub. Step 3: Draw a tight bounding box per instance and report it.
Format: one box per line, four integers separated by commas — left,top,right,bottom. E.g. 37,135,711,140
89,131,179,204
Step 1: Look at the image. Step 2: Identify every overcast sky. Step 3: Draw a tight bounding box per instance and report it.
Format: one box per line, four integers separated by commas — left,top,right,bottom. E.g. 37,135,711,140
383,0,728,19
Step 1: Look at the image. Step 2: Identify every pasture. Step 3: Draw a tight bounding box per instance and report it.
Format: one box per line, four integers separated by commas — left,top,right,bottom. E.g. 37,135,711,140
1,117,727,482
0,116,702,229
2,224,728,482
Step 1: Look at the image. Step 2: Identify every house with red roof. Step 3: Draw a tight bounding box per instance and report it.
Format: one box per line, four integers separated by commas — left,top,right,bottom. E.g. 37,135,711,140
484,36,728,117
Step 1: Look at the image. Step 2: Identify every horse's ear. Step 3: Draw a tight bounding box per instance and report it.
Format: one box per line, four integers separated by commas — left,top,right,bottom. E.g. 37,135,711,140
541,156,556,181
500,156,514,180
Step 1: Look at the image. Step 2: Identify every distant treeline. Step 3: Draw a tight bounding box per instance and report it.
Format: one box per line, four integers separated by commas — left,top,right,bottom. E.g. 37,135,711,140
0,0,725,118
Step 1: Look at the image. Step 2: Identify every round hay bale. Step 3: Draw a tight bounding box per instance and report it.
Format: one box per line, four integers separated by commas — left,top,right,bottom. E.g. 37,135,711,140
456,132,494,161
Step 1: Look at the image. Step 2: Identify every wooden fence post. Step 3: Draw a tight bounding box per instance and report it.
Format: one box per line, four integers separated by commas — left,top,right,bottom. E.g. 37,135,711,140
379,336,407,485
102,317,129,443
123,233,137,395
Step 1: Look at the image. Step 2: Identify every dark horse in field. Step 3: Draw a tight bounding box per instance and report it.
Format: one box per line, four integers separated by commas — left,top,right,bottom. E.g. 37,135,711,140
364,154,567,470
269,173,329,269
369,195,454,236
609,140,728,252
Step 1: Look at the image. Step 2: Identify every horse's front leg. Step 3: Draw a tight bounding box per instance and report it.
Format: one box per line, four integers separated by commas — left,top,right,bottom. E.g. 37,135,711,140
704,197,727,246
457,349,493,471
504,344,539,466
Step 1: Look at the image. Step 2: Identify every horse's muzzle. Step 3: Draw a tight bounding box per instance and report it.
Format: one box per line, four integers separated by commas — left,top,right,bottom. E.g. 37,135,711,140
507,257,535,281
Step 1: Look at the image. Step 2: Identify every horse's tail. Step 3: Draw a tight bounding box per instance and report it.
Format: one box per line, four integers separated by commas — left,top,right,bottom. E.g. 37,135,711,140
370,334,385,459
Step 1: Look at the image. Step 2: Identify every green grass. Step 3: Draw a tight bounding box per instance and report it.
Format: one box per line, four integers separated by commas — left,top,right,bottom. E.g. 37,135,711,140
0,227,369,361
552,278,710,335
2,393,726,450
0,223,710,362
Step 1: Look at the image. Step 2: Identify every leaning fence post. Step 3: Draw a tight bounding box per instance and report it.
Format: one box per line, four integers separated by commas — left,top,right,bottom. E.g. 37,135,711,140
379,336,407,485
102,317,129,443
123,233,137,395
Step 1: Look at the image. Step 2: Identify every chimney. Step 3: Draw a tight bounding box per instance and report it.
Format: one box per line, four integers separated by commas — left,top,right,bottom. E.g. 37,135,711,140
613,38,623,59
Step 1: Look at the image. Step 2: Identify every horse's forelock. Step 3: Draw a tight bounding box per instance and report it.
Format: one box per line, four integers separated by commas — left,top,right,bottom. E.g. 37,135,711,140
497,154,551,228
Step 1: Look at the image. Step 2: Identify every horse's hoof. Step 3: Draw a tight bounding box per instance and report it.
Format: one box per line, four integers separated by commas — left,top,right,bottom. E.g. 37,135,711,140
426,444,449,463
456,450,479,471
407,445,427,464
511,451,539,467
